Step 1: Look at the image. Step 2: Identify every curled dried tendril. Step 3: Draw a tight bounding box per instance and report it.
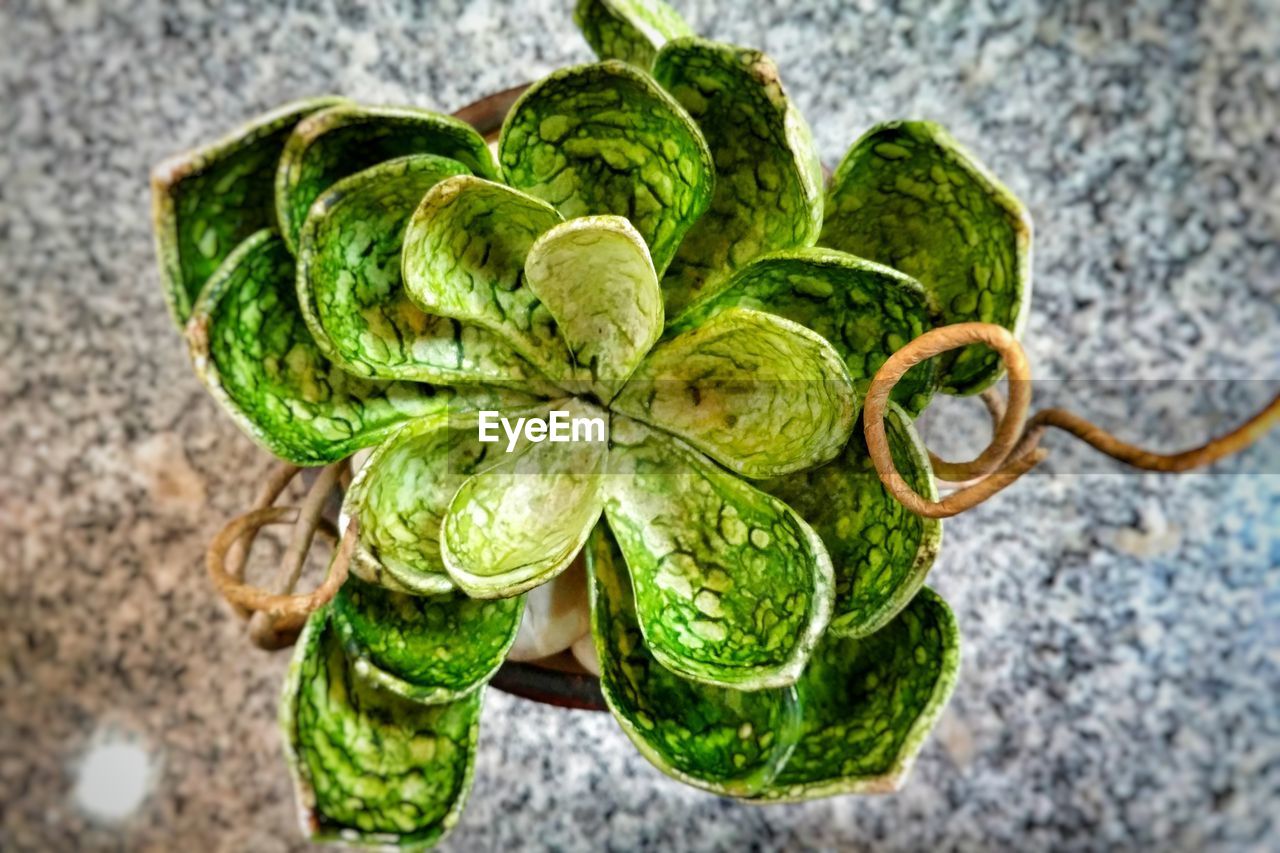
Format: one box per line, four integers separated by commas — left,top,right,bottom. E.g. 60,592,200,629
206,459,356,648
863,322,1280,519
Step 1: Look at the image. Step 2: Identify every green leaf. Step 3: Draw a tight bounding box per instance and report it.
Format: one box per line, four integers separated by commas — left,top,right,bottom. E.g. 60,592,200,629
612,307,856,479
585,524,801,796
820,121,1032,395
758,587,960,800
343,406,548,595
331,573,524,703
524,216,664,401
281,609,480,847
296,155,555,392
275,103,498,253
602,417,833,689
348,539,446,596
763,402,942,638
152,96,345,325
442,399,608,598
573,0,694,68
651,38,823,315
669,247,937,416
498,61,714,277
186,230,449,465
401,175,575,386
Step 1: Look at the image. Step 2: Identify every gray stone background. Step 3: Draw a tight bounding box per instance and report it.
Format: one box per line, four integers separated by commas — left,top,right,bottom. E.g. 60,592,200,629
1,0,1278,850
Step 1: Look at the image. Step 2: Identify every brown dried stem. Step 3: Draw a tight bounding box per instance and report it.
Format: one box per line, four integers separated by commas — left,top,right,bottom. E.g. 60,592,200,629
865,322,1280,519
224,460,301,617
206,462,355,649
247,461,346,646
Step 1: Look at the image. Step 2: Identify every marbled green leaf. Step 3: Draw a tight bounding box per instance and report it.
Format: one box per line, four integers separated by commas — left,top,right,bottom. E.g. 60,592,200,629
821,121,1032,395
281,609,480,847
152,96,345,325
296,155,555,392
763,403,941,638
524,216,663,401
442,399,608,599
186,230,449,465
758,588,960,800
669,247,937,416
343,406,550,595
652,38,823,315
331,573,523,703
612,307,856,479
573,0,693,68
275,103,498,253
603,417,833,689
586,524,801,796
498,61,714,277
401,176,576,386
348,539,441,597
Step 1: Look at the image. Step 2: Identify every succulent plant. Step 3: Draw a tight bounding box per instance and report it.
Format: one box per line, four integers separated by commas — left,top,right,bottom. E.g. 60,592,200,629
153,0,1040,846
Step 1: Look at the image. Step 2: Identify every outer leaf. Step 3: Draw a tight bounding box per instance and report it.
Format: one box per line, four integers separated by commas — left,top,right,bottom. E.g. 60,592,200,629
586,524,801,796
401,176,575,385
297,156,553,391
186,230,448,465
821,120,1032,395
275,103,498,253
612,307,856,479
763,403,941,638
603,417,833,689
524,216,663,401
669,247,937,416
442,400,608,599
573,0,694,68
331,573,524,703
343,407,548,595
498,61,714,277
152,96,345,325
758,588,960,800
281,609,480,847
652,38,823,315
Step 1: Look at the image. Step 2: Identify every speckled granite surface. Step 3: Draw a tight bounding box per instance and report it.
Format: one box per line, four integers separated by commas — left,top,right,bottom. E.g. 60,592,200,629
2,0,1278,850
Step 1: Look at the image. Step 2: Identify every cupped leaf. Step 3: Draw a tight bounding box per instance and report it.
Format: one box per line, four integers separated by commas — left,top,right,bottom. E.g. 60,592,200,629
821,121,1032,395
343,405,549,595
602,417,833,689
281,609,480,847
186,230,448,465
276,103,498,253
669,247,937,416
652,38,823,315
442,399,608,599
612,307,856,479
331,573,524,703
152,96,345,325
573,0,693,68
586,524,801,796
524,216,663,401
498,61,714,277
296,156,554,392
401,176,576,385
349,539,445,596
763,402,941,638
758,588,960,800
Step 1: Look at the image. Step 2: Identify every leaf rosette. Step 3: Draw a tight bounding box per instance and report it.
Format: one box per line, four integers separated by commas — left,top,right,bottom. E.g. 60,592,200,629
155,0,1031,845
